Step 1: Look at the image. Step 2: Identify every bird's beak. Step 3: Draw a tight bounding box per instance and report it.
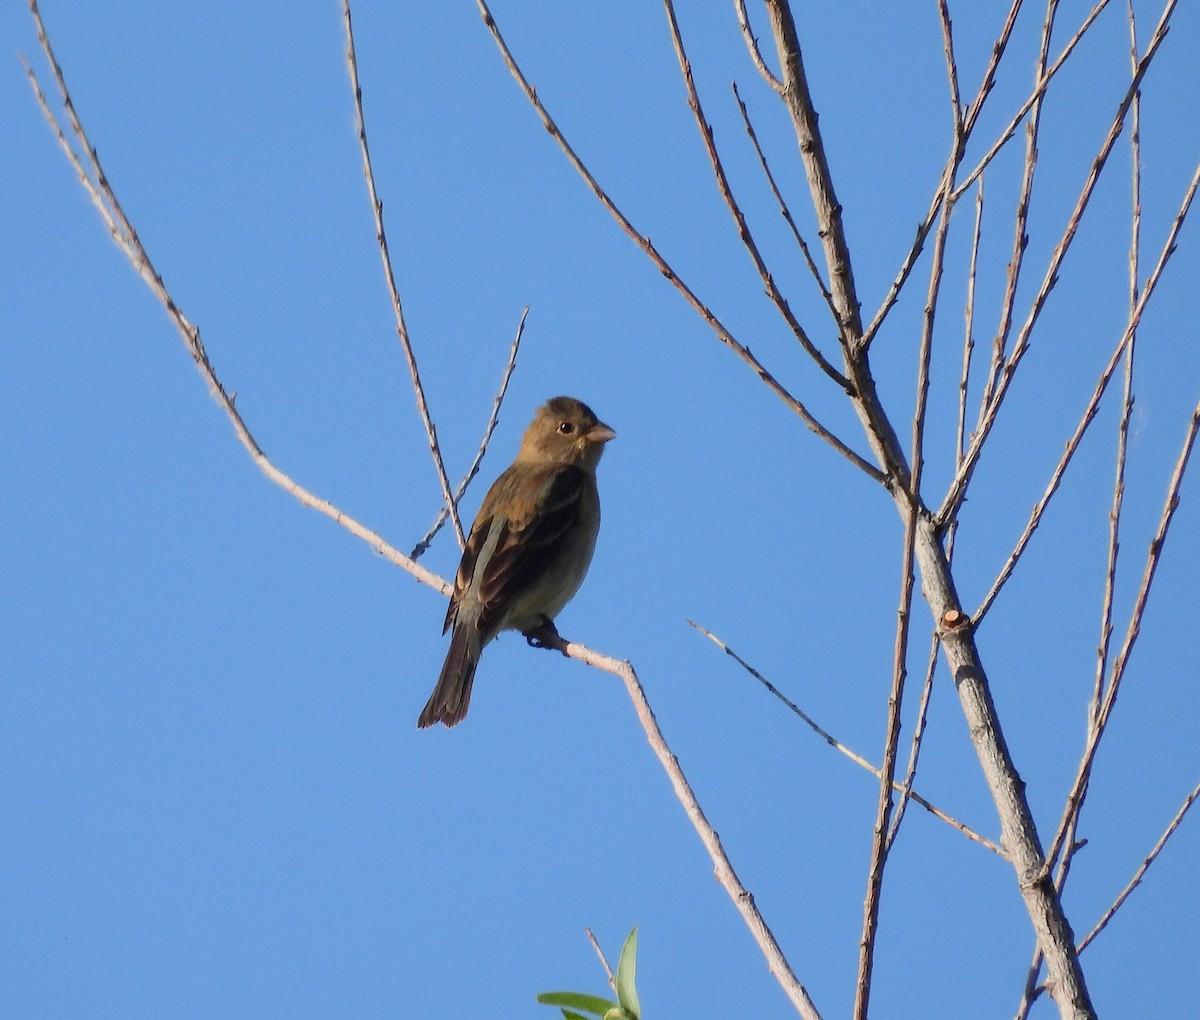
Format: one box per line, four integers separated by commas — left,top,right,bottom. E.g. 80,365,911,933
585,422,617,444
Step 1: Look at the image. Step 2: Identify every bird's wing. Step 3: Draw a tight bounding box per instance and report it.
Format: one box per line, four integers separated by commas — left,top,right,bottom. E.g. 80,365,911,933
469,465,586,635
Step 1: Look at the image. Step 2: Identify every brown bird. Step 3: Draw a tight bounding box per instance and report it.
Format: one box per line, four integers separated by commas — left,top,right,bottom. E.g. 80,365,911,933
418,396,615,728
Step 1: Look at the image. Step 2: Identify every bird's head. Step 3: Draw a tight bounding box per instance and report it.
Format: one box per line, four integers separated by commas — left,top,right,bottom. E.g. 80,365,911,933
517,396,616,470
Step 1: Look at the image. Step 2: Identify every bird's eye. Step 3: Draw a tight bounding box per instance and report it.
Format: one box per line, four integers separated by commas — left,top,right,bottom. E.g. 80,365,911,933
557,421,576,435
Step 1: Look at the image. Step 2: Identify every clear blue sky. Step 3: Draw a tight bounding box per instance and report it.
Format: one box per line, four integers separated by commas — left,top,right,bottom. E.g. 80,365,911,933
5,4,1199,1017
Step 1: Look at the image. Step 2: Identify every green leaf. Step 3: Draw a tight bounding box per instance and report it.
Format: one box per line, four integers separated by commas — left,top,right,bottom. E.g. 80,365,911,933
614,927,641,1020
559,1011,592,1020
537,991,618,1017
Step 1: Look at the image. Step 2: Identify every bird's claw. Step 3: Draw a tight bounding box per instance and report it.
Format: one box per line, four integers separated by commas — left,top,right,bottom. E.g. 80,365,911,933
524,616,567,653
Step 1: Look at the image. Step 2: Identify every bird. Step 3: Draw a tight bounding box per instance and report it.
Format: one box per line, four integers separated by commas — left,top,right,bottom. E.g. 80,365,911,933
418,396,616,728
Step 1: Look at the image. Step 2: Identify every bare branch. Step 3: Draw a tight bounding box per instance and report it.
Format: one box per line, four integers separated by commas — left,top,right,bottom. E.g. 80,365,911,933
411,307,527,560
886,632,941,850
475,0,884,484
762,1,862,347
690,622,1003,856
342,0,466,549
1093,0,1143,724
972,157,1200,625
863,1,1109,349
734,0,783,93
854,507,919,1020
978,0,1059,416
661,0,849,389
934,0,963,129
731,82,838,324
761,1,911,490
1077,778,1200,954
960,0,1024,136
939,0,1179,526
23,4,450,600
956,178,985,467
1047,389,1200,873
585,927,617,993
557,635,825,1020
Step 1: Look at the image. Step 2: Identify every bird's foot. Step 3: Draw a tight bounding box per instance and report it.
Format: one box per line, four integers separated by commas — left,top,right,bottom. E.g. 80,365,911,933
524,616,569,655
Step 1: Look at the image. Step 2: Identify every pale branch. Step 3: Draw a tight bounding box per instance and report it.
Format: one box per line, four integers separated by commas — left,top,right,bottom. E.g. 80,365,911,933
411,307,527,560
762,0,909,491
1093,0,1143,725
960,0,1024,137
862,0,1106,348
914,190,956,497
342,0,466,549
1076,778,1200,954
935,0,963,130
474,0,885,484
977,0,1058,418
689,622,1003,856
553,634,825,1020
731,82,838,325
1017,369,1200,1020
1047,390,1200,874
585,927,617,994
886,632,941,851
27,3,452,591
1020,779,1200,1016
940,0,1179,527
661,0,849,390
971,158,1200,626
734,0,782,94
952,0,1113,203
956,178,985,468
762,0,862,347
853,506,919,1020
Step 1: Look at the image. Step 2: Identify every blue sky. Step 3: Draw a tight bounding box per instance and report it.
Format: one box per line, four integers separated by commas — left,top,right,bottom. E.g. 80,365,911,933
5,3,1199,1017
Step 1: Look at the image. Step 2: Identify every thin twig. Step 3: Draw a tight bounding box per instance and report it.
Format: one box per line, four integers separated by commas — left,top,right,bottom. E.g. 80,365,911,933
956,178,985,468
474,0,883,484
761,0,912,492
961,0,1024,137
853,505,919,1020
886,632,941,850
585,927,617,993
410,307,527,560
1077,778,1200,954
978,0,1058,417
1046,390,1200,874
661,0,849,390
954,0,1113,203
1095,0,1143,729
935,0,963,130
689,622,1003,856
342,0,465,548
731,82,838,324
554,635,825,1020
863,1,1109,350
22,6,450,601
972,158,1200,626
734,0,783,93
939,0,1179,527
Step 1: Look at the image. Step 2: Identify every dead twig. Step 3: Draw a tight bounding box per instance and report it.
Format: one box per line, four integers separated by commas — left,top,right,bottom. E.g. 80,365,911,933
410,307,527,560
689,622,1003,856
342,0,466,548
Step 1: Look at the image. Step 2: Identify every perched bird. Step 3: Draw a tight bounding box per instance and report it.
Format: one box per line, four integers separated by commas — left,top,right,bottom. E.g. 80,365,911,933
418,396,615,728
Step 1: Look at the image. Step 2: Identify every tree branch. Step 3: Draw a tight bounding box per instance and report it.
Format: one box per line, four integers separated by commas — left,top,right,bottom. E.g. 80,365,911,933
342,0,466,548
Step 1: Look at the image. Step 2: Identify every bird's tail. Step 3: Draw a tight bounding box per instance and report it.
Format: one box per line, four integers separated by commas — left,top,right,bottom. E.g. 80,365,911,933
418,624,480,728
